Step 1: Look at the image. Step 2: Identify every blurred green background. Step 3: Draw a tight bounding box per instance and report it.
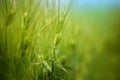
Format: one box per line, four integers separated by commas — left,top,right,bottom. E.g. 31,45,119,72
69,0,120,80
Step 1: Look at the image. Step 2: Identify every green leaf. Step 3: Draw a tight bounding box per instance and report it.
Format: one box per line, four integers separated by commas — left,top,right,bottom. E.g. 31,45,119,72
43,60,52,72
56,62,68,74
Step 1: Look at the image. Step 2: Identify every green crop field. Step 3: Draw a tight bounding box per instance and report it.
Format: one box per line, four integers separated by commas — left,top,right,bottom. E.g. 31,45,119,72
0,0,120,80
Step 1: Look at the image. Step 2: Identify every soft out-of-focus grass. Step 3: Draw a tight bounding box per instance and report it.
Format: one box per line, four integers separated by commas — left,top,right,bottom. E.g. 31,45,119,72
0,0,120,80
68,7,120,80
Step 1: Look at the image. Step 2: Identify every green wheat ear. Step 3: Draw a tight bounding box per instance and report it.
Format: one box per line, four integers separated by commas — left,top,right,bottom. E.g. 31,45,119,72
53,33,61,47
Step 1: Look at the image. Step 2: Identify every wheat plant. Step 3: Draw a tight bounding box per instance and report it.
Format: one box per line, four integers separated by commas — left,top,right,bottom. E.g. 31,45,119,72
0,0,73,80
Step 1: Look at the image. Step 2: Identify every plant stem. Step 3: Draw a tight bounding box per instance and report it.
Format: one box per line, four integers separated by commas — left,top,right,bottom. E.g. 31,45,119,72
41,63,44,80
52,60,56,80
52,43,56,80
